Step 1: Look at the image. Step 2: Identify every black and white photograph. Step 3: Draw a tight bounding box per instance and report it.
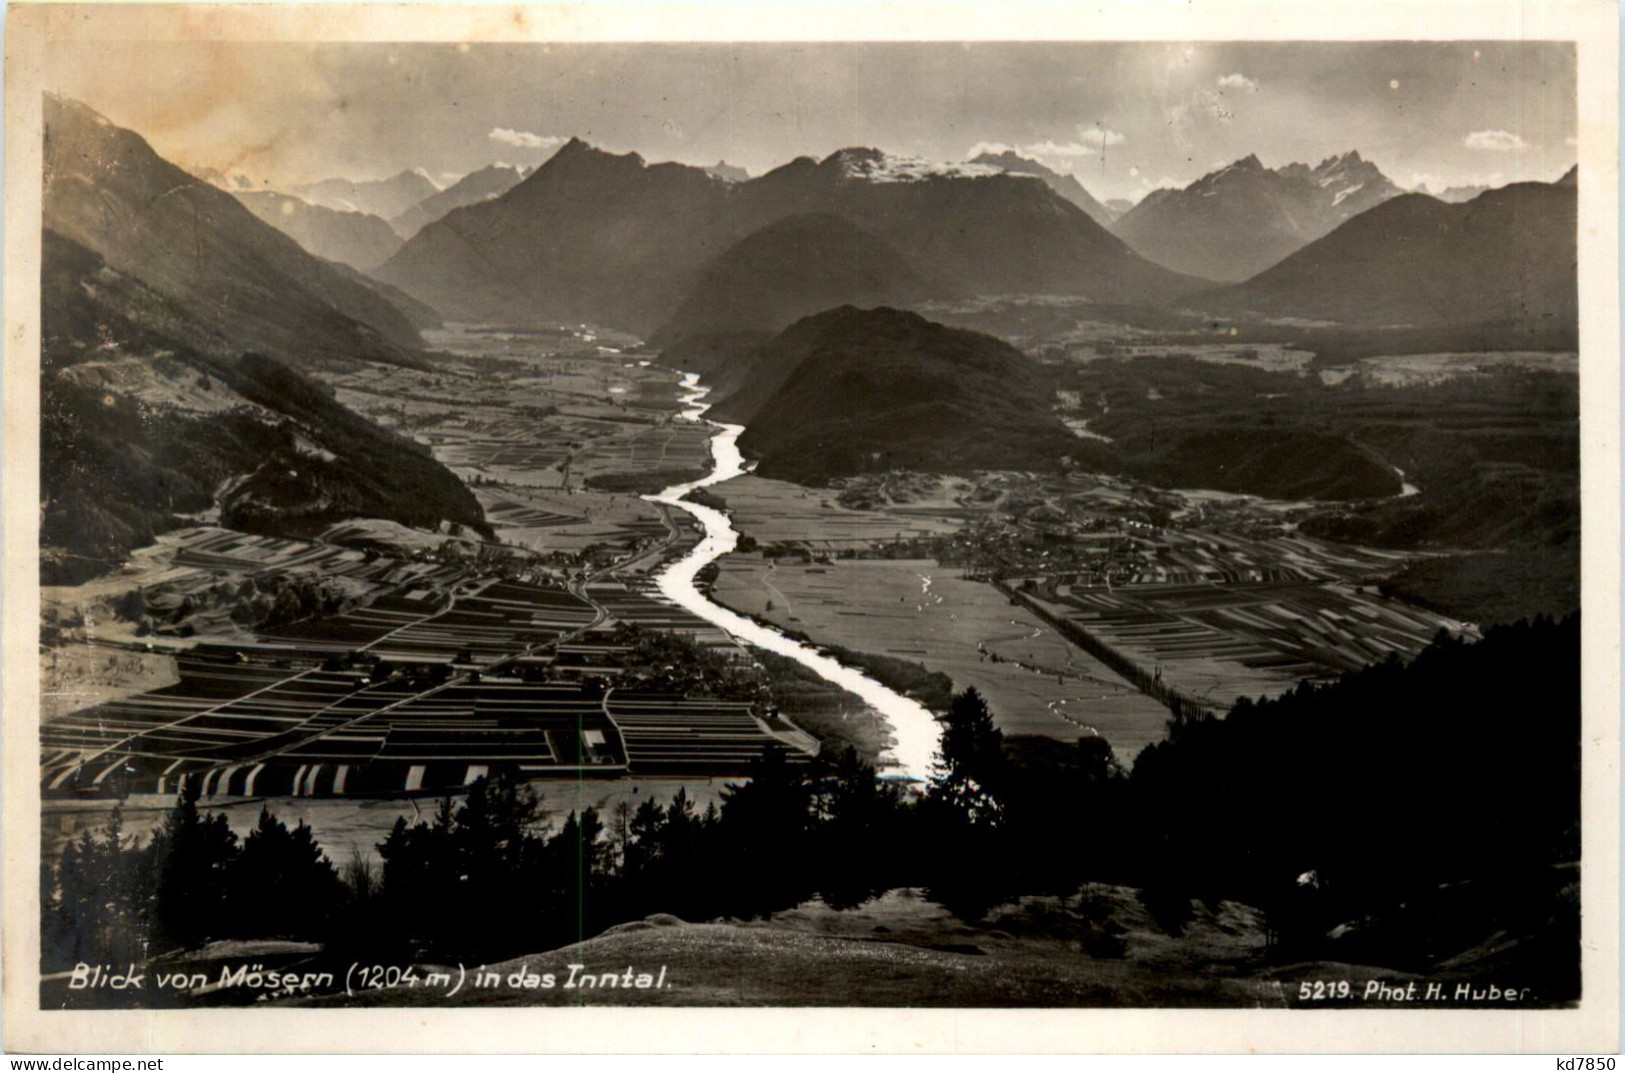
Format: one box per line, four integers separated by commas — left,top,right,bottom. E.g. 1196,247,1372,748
3,0,1618,1054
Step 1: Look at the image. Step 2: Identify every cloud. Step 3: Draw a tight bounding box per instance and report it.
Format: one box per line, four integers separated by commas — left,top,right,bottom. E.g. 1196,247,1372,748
1129,165,1181,192
966,126,1124,168
489,127,565,152
1216,73,1258,92
966,141,1015,158
1163,87,1243,137
1024,139,1094,159
1132,175,1181,194
1463,129,1528,152
1077,127,1126,148
1409,171,1505,194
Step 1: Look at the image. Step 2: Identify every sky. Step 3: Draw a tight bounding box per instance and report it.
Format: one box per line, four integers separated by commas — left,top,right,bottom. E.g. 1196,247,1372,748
46,40,1576,202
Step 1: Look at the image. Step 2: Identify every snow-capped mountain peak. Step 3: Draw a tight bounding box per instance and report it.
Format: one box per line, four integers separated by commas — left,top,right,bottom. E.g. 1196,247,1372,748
1112,148,1406,281
1331,181,1365,206
822,147,1002,183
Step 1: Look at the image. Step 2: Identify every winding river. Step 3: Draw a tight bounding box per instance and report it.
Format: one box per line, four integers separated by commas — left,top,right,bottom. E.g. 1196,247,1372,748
644,374,941,782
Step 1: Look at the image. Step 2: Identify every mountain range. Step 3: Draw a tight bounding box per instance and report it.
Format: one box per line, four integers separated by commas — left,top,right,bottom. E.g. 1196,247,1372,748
389,163,531,238
968,150,1120,228
233,190,404,271
39,96,1580,560
1434,184,1491,204
1113,152,1406,282
704,161,751,183
374,141,1201,336
1201,169,1577,329
294,169,441,221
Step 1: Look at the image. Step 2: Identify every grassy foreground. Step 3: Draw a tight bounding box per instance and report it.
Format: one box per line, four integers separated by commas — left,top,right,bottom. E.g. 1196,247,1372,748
303,886,1284,1008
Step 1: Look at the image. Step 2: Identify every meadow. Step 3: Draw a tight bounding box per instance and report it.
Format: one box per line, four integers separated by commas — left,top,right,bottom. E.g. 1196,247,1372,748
711,556,1173,757
711,474,966,549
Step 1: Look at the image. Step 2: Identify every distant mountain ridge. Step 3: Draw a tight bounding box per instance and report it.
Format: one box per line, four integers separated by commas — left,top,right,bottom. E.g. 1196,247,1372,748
1113,151,1405,281
704,161,750,183
1435,184,1490,203
233,190,404,271
1199,172,1577,329
375,140,1201,335
376,138,735,332
391,164,531,238
294,169,441,222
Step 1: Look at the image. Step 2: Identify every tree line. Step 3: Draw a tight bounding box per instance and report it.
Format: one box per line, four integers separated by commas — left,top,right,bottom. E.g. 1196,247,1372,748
44,790,343,969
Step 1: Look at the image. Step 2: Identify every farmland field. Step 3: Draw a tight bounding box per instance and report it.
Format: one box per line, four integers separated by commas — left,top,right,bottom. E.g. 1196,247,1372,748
40,645,178,724
1016,573,1464,707
319,328,707,494
39,327,840,810
711,556,1173,757
477,485,669,555
1317,350,1578,387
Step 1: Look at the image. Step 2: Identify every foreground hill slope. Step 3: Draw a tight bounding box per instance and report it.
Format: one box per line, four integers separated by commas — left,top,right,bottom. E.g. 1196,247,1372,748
728,307,1087,483
303,861,1574,1008
377,142,1200,334
40,230,485,581
308,887,1273,1007
44,95,426,369
1201,173,1577,327
1113,152,1405,282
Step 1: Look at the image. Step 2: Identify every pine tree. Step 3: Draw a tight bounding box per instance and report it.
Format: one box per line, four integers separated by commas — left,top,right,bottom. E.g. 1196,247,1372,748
929,687,1006,826
229,807,343,939
718,748,814,916
144,779,238,951
815,747,907,910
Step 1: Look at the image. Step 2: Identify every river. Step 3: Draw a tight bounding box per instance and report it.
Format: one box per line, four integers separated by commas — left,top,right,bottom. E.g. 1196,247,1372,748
643,374,942,782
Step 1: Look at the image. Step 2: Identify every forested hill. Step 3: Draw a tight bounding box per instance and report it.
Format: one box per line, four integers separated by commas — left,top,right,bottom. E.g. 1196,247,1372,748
729,306,1090,483
1130,614,1580,907
41,231,487,581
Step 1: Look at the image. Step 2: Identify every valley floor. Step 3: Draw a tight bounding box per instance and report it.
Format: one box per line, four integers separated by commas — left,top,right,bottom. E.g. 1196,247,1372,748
712,555,1172,756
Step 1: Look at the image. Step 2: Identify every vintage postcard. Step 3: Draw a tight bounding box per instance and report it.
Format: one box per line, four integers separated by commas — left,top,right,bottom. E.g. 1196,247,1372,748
2,1,1619,1054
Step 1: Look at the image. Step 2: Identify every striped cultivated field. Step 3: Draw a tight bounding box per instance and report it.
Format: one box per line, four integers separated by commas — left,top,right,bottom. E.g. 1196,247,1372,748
1022,576,1464,708
43,572,807,798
